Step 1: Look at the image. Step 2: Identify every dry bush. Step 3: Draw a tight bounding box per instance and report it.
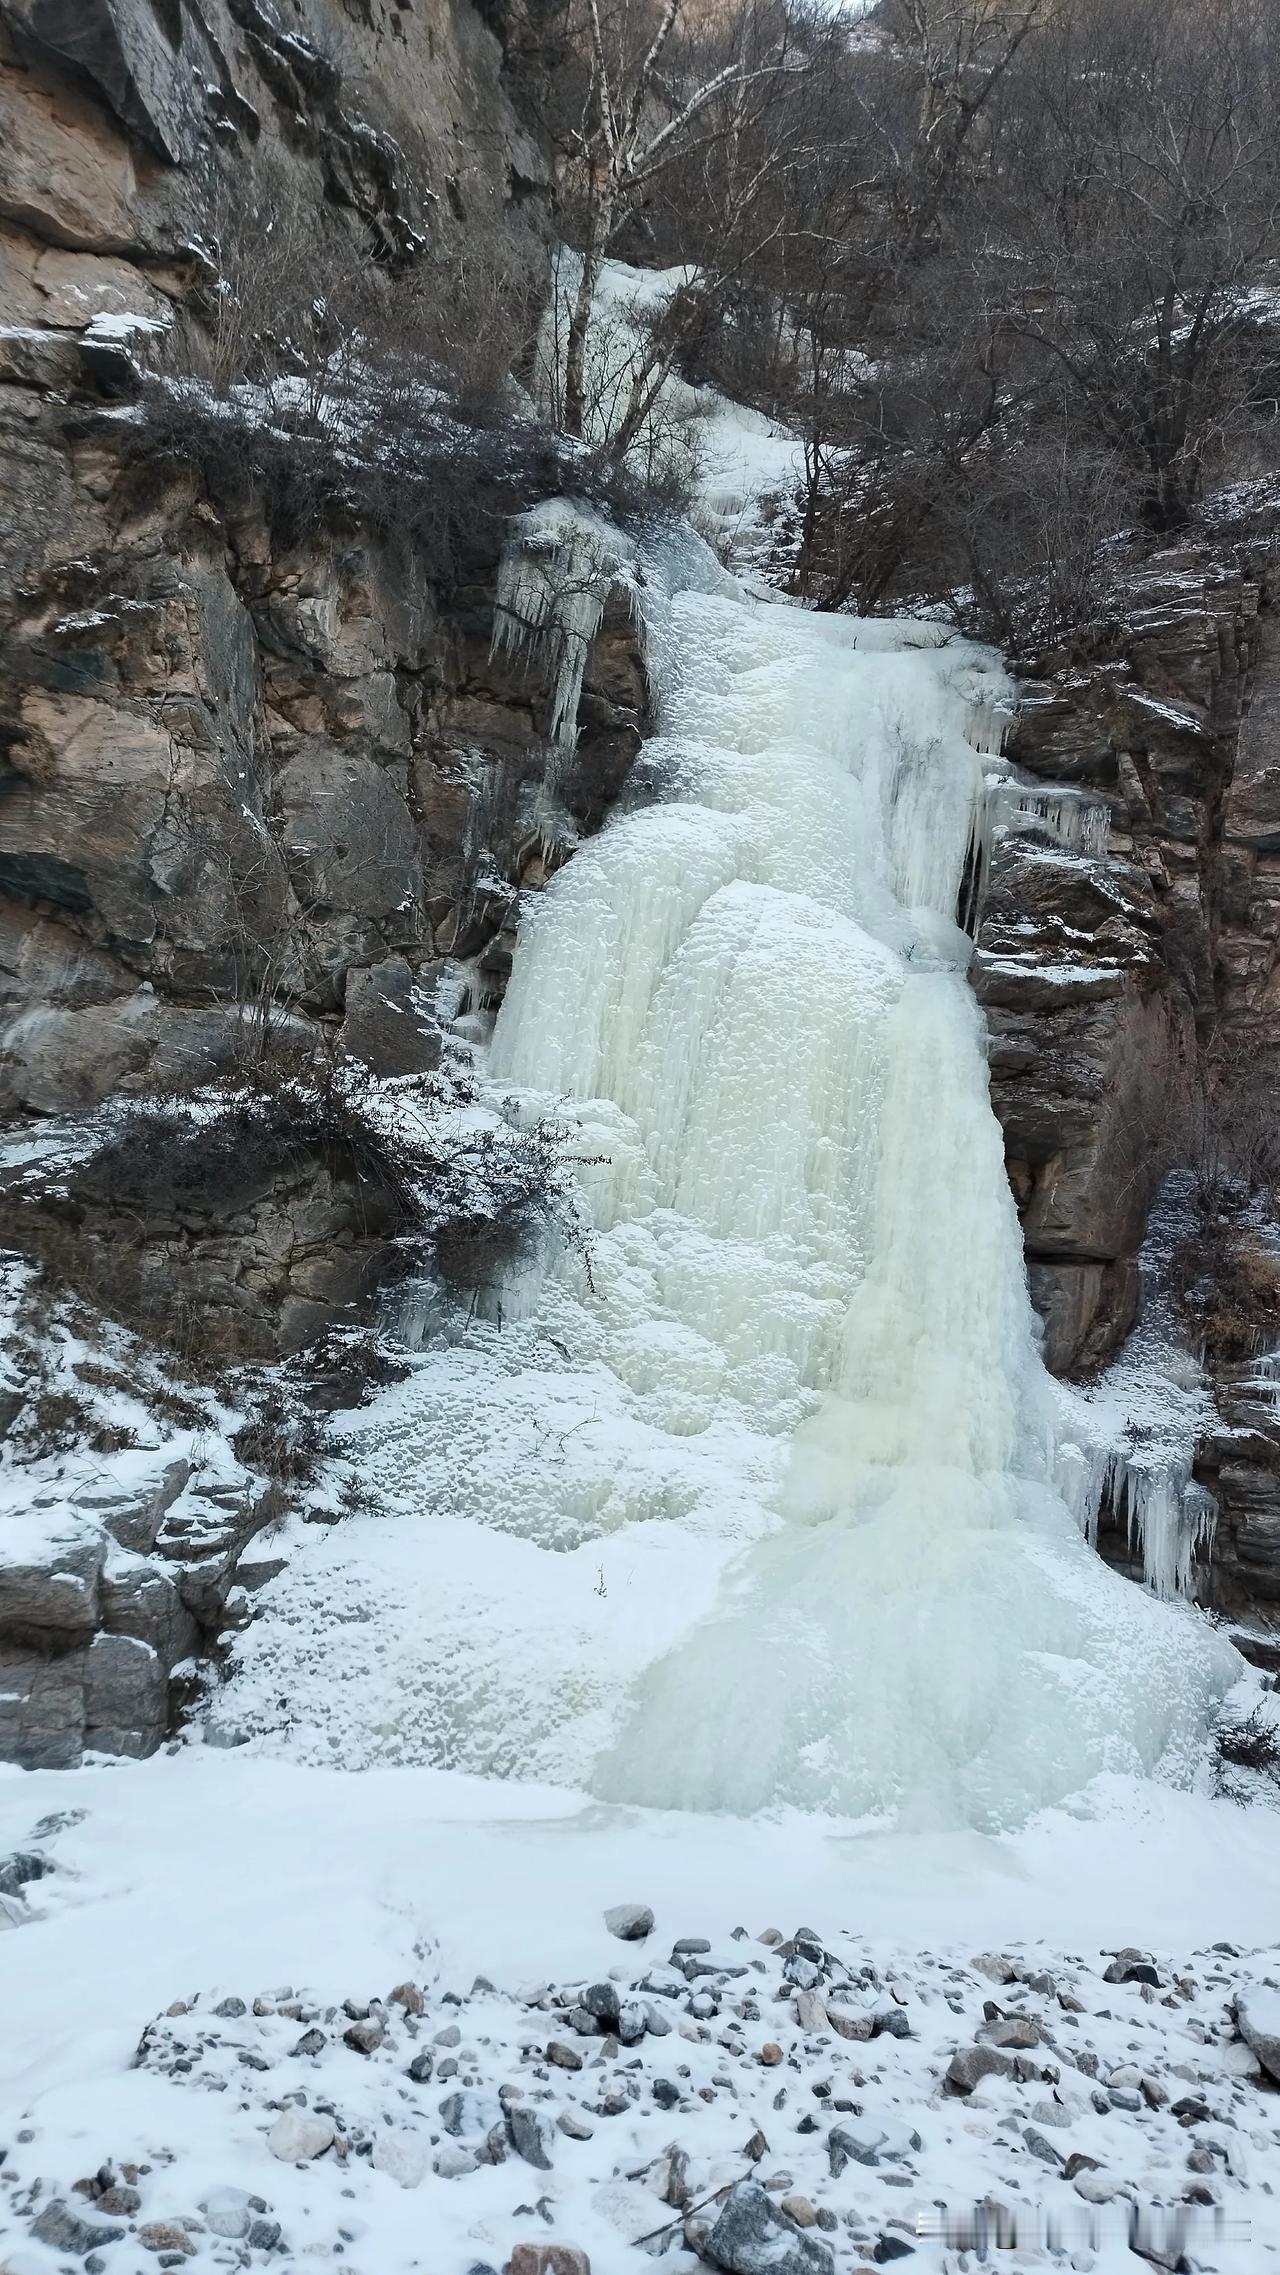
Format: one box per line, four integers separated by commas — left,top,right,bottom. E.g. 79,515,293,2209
1216,1706,1280,1789
1170,1227,1280,1366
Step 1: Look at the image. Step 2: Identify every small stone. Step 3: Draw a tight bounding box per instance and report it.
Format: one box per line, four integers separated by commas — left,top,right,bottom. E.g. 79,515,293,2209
434,2023,462,2046
604,1903,654,1941
214,1997,247,2019
1023,2128,1063,2167
872,2239,915,2263
343,2017,385,2055
508,2247,591,2275
672,1938,711,1955
547,2041,583,2070
557,2108,594,2140
247,2218,281,2251
95,2187,141,2215
268,2110,335,2162
433,2144,479,2178
945,2044,1016,2093
828,2009,875,2042
781,2195,817,2227
617,1999,648,2044
643,2000,673,2036
406,2051,433,2083
987,2017,1040,2048
507,2103,556,2170
761,2042,784,2066
201,2188,252,2240
372,2130,429,2188
388,1981,424,2015
652,2078,681,2109
1102,1952,1160,1987
1073,2168,1125,2204
829,2122,884,2175
30,2204,124,2256
972,1953,1018,1984
439,2089,503,2139
138,2225,195,2257
582,1982,621,2026
796,1990,829,2034
1236,1987,1280,2085
758,1929,785,1946
706,2180,835,2274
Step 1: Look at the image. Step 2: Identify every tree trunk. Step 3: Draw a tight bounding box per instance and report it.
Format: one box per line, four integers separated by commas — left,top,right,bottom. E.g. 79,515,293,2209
563,170,614,440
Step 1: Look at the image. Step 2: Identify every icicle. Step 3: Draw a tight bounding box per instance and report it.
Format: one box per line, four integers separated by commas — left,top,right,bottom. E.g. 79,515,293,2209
960,767,1112,932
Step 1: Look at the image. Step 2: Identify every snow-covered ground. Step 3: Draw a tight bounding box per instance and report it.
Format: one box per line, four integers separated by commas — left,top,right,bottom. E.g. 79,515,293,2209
3,1756,1280,2273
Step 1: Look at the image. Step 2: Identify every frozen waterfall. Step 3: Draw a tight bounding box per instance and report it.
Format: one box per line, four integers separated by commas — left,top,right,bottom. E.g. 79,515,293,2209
223,513,1237,1829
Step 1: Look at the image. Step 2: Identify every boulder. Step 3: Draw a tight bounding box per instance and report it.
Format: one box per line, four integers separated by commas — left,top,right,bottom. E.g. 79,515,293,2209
83,1631,168,1755
340,956,443,1077
705,2181,836,2275
1236,1987,1280,2084
0,1525,104,1643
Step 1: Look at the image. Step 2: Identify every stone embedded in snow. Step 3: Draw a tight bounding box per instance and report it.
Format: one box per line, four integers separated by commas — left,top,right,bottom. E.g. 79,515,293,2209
434,2144,479,2178
372,2129,429,2188
643,2000,672,2036
508,2245,591,2275
1235,1986,1280,2083
828,2121,884,2174
268,2109,335,2162
781,2196,817,2227
986,2015,1040,2048
582,1980,621,2025
1023,2127,1064,2167
547,2039,583,2068
30,2201,125,2255
705,2181,836,2275
945,2043,1017,2092
344,2014,385,2054
796,1989,829,2033
972,1953,1019,1984
201,2188,253,2239
604,1902,654,1941
1072,2167,1126,2203
828,2005,875,2041
507,2102,556,2169
557,2107,594,2140
439,2089,502,2140
138,2222,195,2256
617,1998,647,2044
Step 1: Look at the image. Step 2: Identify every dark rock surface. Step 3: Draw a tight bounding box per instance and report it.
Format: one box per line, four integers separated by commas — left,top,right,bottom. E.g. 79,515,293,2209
974,541,1280,1627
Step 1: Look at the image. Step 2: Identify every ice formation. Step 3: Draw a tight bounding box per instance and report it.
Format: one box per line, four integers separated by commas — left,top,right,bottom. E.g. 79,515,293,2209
223,507,1237,1828
1055,1176,1223,1603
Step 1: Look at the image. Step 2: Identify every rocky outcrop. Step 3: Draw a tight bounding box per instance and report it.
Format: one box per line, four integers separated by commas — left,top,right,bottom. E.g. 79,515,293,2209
974,540,1280,1633
975,546,1274,1377
0,1457,284,1767
0,439,648,1118
0,0,651,1122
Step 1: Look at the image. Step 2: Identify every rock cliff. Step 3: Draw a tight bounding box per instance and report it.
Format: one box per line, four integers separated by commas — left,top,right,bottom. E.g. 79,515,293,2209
974,530,1280,1629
